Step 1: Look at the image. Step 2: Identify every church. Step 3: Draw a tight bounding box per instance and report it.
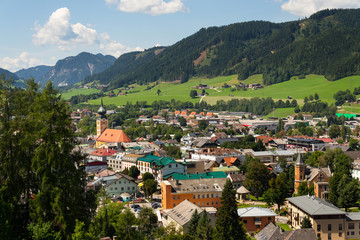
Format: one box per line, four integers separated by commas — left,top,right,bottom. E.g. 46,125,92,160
95,100,132,148
294,154,331,200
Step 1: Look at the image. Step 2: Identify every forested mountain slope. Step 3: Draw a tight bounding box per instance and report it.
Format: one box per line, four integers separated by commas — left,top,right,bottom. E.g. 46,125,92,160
87,9,360,91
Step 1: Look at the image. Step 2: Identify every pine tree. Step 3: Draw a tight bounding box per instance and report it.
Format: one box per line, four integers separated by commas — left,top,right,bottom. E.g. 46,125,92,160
196,211,212,240
301,216,312,228
212,179,247,240
186,209,200,234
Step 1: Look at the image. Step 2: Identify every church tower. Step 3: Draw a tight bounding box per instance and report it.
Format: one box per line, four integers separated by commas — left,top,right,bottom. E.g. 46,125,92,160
96,99,108,138
294,153,306,194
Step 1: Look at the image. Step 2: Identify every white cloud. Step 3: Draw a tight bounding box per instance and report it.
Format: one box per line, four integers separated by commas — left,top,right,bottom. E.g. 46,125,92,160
99,33,143,57
106,0,188,15
0,52,43,72
280,0,360,17
32,8,143,58
33,7,98,50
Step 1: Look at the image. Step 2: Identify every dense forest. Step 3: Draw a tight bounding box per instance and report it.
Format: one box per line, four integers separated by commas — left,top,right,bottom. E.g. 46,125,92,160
83,9,360,91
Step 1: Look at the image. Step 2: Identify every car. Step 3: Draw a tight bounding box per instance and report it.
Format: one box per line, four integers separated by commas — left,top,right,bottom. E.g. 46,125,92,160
131,204,140,209
151,202,161,208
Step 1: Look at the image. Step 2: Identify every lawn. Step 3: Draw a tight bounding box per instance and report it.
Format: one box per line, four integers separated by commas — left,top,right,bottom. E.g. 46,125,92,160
276,223,292,231
62,74,360,112
60,88,100,100
265,108,295,119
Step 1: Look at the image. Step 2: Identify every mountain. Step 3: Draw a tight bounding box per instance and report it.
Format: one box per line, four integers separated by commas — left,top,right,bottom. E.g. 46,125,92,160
85,8,360,91
0,68,19,80
15,65,52,82
83,47,165,86
40,52,116,87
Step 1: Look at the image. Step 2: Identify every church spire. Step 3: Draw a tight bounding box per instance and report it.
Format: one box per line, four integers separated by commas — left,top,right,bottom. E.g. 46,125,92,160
295,153,304,165
98,98,106,116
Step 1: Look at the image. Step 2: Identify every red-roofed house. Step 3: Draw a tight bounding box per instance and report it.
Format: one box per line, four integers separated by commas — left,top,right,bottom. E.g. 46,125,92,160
89,148,118,161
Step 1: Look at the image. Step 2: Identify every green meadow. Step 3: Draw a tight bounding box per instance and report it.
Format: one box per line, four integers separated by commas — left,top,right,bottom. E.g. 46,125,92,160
62,74,360,114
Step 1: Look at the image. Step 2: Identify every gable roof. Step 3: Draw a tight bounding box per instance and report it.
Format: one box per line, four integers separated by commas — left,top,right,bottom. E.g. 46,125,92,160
90,148,117,157
223,157,239,166
97,129,132,143
255,222,317,240
287,195,345,216
165,178,227,194
237,207,277,217
164,200,204,227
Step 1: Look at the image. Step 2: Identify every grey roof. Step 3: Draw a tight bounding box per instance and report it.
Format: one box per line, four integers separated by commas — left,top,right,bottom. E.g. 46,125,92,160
236,186,250,194
228,173,245,183
307,167,331,182
287,196,345,216
166,178,227,194
346,212,360,221
164,200,204,226
237,207,277,217
255,222,317,240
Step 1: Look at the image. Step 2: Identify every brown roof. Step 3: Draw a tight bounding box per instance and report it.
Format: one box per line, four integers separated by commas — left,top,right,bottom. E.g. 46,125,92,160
97,129,132,143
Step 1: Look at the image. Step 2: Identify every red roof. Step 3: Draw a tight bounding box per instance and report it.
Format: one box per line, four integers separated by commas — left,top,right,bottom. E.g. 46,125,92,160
224,157,238,166
97,129,132,143
90,148,118,157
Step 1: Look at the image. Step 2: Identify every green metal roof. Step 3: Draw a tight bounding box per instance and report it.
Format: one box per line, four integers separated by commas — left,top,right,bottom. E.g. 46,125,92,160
164,172,227,180
138,155,178,167
336,113,357,119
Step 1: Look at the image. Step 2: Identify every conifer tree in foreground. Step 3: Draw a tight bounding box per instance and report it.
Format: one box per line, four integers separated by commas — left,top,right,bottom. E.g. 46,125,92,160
212,179,247,240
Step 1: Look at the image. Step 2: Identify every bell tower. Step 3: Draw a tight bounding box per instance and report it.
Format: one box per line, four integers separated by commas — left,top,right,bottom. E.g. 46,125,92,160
96,99,108,137
294,153,306,194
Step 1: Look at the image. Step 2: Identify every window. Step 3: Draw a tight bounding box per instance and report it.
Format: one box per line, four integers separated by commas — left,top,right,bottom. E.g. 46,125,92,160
349,223,355,229
198,195,200,199
317,234,320,238
132,187,135,190
207,202,209,205
169,164,171,168
173,196,176,200
215,194,218,198
328,224,331,231
194,195,196,199
211,194,214,198
207,194,209,198
115,187,117,190
177,196,180,200
121,187,124,191
317,225,321,231
256,225,260,229
339,233,342,237
339,224,342,231
176,164,178,167
202,194,205,198
268,217,271,220
127,187,130,190
254,217,261,222
211,201,214,205
243,220,247,224
328,233,331,240
351,232,354,236
215,201,218,205
173,204,175,207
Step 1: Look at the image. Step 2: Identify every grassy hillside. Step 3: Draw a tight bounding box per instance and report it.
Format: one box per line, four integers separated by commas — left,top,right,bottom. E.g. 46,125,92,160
65,74,360,112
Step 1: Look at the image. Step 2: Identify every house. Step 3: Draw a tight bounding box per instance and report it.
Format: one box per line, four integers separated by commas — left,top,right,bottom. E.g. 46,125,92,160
227,173,245,189
286,195,360,240
294,154,331,199
137,155,186,182
103,173,138,197
287,137,325,152
237,207,277,237
161,178,227,210
255,222,316,240
161,200,216,232
352,159,360,180
88,148,117,162
249,150,295,163
121,154,144,171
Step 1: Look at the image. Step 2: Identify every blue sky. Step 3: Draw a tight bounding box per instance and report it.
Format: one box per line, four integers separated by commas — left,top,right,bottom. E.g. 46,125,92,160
1,0,360,72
